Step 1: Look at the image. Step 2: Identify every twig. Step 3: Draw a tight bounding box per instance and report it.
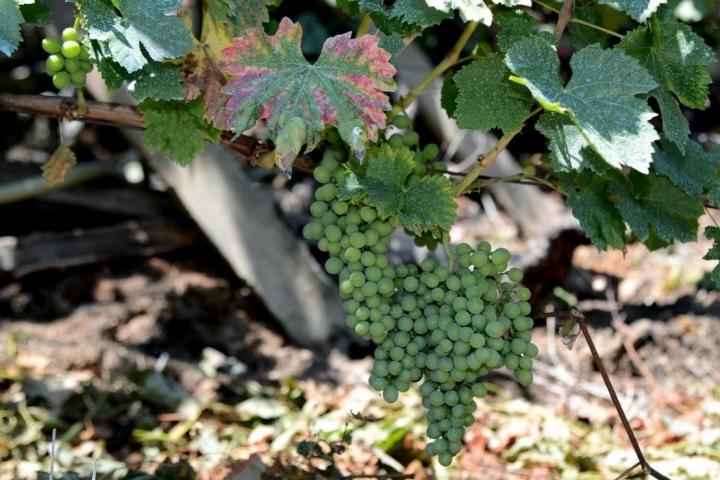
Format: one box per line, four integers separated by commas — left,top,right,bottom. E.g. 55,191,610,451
554,0,574,41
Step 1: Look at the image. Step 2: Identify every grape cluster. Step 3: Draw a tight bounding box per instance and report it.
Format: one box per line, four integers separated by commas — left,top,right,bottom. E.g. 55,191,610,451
42,28,92,90
303,140,537,467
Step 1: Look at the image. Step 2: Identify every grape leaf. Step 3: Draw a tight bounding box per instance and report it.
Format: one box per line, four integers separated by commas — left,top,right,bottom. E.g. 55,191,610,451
359,1,421,36
19,0,52,26
97,58,183,101
568,0,607,48
220,17,397,173
392,0,452,28
494,10,535,52
42,145,77,187
426,0,531,25
138,97,222,166
599,0,665,22
535,112,608,174
558,171,627,251
652,135,716,199
617,8,714,150
337,0,360,17
0,0,24,57
454,53,532,134
610,170,703,247
206,0,277,34
505,37,659,173
703,226,720,286
78,0,194,73
440,70,458,118
177,10,233,128
378,35,406,64
337,144,457,237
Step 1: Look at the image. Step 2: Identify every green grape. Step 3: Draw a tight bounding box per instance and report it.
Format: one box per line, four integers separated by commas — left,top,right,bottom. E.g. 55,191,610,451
518,356,533,371
359,206,377,223
518,301,532,316
514,369,533,387
52,71,71,89
484,320,505,339
61,27,79,42
315,183,336,202
349,232,366,249
325,257,344,275
516,287,532,302
491,247,511,265
402,130,419,146
507,267,524,282
388,133,404,149
313,165,331,183
361,281,378,297
503,302,521,319
332,200,348,215
324,224,342,243
72,70,88,89
427,423,442,439
392,114,411,129
78,47,91,61
383,385,399,403
355,321,370,336
61,40,81,58
344,247,361,263
309,201,328,218
472,382,487,398
423,143,440,160
368,374,388,392
510,338,527,355
504,353,520,371
321,153,339,172
445,275,461,292
42,37,62,54
349,271,366,288
46,54,64,73
524,343,539,358
512,315,533,331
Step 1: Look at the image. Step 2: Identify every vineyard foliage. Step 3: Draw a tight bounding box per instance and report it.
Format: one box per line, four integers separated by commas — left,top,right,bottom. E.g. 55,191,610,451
3,0,720,309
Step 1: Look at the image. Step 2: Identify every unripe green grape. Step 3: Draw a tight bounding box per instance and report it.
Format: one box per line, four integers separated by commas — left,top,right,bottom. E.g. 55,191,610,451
512,315,533,332
446,426,464,443
42,37,62,54
355,321,370,336
423,143,440,160
46,54,64,73
344,247,361,263
388,133,404,149
383,385,399,403
491,247,510,265
401,294,416,312
321,153,339,172
514,369,533,387
402,130,419,146
391,114,411,129
310,201,328,218
359,205,377,223
516,330,532,342
71,68,88,87
331,201,348,215
349,271,365,288
397,316,413,332
504,353,520,371
503,302,521,319
325,257,344,275
444,390,459,407
484,320,505,339
315,183,336,201
368,374,388,392
52,71,71,89
403,276,419,293
519,301,532,316
486,337,504,351
507,267,524,282
427,423,442,439
472,382,487,398
78,48,91,61
518,355,533,370
61,27,79,42
313,165,331,183
61,40,81,58
524,342,539,358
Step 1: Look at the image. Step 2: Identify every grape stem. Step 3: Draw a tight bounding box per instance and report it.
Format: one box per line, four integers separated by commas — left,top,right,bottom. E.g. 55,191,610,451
533,0,624,38
441,230,456,272
387,21,479,123
554,0,575,41
452,126,522,197
76,88,87,116
468,173,562,193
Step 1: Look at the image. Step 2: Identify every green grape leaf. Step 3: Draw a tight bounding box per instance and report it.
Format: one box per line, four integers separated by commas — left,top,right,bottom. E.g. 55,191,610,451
426,0,531,24
378,35,406,64
359,1,421,36
220,18,397,173
494,10,535,52
568,0,607,48
0,0,25,57
78,0,194,73
440,70,458,118
138,97,222,166
97,58,183,101
559,171,627,251
505,37,659,173
20,1,52,26
337,0,360,16
610,170,703,247
337,144,457,237
206,0,277,34
652,135,716,199
454,53,532,134
599,0,664,22
392,0,452,28
652,86,689,151
535,112,608,174
617,7,714,113
703,226,720,286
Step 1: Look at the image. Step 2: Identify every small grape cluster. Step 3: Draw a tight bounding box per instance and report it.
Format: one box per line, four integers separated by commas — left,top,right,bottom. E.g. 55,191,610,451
42,28,92,90
303,138,537,467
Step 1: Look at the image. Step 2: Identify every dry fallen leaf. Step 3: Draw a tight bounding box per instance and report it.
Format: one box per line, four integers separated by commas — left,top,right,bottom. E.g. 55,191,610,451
42,145,76,186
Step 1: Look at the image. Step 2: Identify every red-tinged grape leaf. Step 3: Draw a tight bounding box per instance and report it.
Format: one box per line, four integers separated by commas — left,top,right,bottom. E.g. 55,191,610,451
337,144,457,238
220,17,397,173
177,10,233,128
42,145,77,186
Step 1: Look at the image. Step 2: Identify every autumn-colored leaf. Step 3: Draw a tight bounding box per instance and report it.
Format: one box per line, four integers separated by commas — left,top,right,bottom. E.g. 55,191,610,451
42,145,77,186
220,17,397,173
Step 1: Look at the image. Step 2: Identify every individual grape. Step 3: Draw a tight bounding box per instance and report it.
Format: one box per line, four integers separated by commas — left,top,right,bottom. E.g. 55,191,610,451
78,47,91,61
315,183,336,201
472,382,488,398
519,355,533,371
403,276,419,292
510,338,527,355
491,247,511,265
524,343,539,358
514,369,533,387
71,66,88,87
324,224,342,242
355,321,370,336
360,251,376,267
344,247,361,263
325,257,344,275
484,320,505,339
512,315,533,332
52,71,71,89
507,267,524,282
503,302,521,319
388,133,404,149
61,40,81,58
46,54,64,73
403,131,419,146
383,385,399,403
332,200,348,215
349,271,366,288
519,301,532,316
313,165,331,183
361,281,378,297
368,374,388,392
310,201,328,218
504,353,520,371
423,143,440,160
516,287,532,302
61,27,79,42
42,37,62,54
392,114,411,129
445,275,461,292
